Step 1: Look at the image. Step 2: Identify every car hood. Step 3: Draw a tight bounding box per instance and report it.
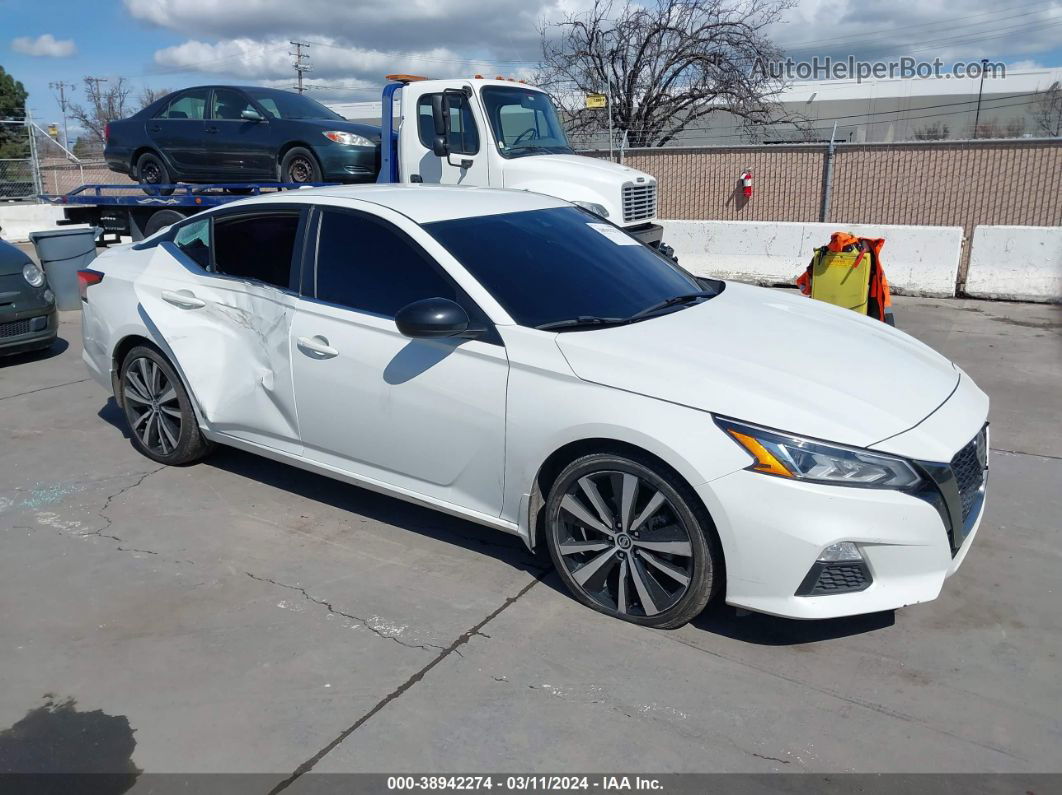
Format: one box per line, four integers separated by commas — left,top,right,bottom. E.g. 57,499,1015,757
554,282,960,448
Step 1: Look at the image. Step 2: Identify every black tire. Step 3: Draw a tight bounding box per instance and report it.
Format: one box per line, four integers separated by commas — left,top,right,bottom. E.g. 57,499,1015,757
545,452,721,629
119,345,213,466
280,147,322,184
136,152,175,196
143,209,186,237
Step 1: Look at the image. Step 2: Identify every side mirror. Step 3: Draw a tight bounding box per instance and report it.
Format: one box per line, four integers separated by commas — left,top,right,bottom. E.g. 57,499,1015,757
241,109,263,122
396,297,475,339
432,134,449,158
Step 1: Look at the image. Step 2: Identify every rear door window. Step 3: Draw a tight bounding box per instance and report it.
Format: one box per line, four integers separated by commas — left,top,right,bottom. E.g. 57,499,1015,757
212,211,302,290
156,89,208,120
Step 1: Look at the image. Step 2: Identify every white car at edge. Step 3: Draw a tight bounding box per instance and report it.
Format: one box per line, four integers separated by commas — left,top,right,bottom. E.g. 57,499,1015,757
78,185,989,628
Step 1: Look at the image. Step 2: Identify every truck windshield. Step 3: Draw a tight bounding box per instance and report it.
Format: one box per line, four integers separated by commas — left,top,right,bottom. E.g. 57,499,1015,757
424,207,718,330
244,89,345,121
481,87,574,158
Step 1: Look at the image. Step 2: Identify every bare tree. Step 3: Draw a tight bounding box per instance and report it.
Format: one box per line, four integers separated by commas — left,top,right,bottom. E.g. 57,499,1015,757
538,0,794,148
913,122,950,141
69,76,133,146
138,86,171,110
1032,81,1062,137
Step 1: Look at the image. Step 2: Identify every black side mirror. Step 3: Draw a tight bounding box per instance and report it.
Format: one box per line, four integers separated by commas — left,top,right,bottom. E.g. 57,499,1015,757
432,134,449,157
241,109,263,122
396,297,478,339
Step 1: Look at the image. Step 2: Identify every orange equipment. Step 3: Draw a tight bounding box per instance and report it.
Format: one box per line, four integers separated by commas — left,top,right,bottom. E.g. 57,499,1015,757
796,232,895,325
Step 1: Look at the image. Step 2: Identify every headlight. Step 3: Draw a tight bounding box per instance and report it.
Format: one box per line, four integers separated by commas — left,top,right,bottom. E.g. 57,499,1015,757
22,263,45,288
323,131,374,147
715,417,922,489
572,200,609,219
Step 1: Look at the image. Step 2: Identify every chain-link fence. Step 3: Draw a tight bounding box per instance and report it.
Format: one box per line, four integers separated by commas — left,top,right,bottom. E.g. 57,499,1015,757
0,119,39,201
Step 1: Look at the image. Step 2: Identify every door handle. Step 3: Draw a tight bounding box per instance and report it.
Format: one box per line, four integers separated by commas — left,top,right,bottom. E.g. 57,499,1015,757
161,289,206,310
297,335,339,359
205,126,218,134
149,125,161,133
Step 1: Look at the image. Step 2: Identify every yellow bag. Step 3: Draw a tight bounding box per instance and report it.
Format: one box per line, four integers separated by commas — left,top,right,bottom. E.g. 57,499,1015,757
808,243,871,314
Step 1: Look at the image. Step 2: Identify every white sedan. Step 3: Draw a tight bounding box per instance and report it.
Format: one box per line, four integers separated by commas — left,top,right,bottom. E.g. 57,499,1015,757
78,186,989,628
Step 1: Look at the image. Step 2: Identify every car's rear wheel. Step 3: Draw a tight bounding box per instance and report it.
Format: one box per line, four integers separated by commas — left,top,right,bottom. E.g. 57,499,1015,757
281,147,322,183
119,346,212,466
136,152,175,196
545,453,720,629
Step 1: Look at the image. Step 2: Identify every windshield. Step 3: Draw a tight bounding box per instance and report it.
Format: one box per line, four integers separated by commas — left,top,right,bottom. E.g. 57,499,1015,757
244,89,344,121
425,207,718,329
481,86,573,158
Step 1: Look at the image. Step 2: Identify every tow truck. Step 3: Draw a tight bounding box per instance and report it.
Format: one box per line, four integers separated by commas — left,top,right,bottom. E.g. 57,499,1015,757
43,75,670,256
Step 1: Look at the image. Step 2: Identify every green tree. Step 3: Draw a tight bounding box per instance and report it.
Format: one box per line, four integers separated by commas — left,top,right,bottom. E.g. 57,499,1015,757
0,65,29,158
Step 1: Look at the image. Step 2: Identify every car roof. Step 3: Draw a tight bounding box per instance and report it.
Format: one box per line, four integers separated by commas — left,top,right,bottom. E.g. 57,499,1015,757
243,185,569,224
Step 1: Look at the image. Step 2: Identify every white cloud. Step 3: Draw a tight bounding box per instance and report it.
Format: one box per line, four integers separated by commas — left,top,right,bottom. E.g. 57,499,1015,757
11,33,77,58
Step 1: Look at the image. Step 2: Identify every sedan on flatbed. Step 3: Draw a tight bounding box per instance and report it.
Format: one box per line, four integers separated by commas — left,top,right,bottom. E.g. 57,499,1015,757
77,186,989,628
104,85,379,193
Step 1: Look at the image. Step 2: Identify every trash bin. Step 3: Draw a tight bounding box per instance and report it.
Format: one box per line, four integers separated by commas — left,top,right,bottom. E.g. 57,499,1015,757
28,226,101,311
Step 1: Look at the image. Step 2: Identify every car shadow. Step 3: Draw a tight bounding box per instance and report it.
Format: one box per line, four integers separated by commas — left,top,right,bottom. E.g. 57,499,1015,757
0,337,68,367
93,401,899,642
204,445,552,578
691,599,896,645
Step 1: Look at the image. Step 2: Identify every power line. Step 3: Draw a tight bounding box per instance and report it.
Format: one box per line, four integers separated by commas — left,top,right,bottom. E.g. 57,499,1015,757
48,80,75,149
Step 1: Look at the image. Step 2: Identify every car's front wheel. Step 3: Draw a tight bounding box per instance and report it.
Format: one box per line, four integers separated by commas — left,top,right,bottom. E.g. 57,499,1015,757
281,147,322,184
119,346,212,466
545,452,721,629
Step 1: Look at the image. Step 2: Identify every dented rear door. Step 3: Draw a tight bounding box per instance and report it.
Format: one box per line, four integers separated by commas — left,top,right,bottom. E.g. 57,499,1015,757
133,217,303,454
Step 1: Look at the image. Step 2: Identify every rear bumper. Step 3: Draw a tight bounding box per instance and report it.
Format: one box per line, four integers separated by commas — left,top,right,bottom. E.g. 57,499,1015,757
0,309,58,355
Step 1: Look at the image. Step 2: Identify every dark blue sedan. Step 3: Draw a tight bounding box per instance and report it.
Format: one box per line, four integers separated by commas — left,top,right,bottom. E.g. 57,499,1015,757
104,86,380,193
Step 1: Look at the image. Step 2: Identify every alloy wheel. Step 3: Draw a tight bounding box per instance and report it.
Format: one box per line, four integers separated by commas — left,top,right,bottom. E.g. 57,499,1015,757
554,470,695,618
124,357,183,456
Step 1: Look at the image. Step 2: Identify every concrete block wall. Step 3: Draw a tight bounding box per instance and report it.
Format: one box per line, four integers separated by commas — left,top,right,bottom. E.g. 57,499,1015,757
0,205,66,243
965,226,1062,303
663,220,964,297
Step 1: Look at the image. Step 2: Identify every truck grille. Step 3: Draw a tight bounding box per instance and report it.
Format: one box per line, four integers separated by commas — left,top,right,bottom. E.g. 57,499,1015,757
622,182,656,223
0,318,31,338
951,427,988,524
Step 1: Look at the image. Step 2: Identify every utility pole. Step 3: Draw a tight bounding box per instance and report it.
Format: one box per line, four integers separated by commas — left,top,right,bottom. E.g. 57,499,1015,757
973,58,990,139
290,41,312,94
49,80,75,150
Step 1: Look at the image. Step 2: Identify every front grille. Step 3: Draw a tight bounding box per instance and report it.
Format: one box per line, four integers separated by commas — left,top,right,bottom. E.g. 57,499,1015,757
951,428,987,523
0,318,31,338
796,560,872,596
622,182,656,222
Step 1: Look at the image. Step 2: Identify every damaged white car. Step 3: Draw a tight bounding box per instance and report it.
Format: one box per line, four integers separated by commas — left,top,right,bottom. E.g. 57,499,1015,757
79,186,989,628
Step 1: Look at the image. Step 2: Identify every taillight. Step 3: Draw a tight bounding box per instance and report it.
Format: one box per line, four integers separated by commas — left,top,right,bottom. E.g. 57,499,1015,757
104,123,110,143
77,269,104,302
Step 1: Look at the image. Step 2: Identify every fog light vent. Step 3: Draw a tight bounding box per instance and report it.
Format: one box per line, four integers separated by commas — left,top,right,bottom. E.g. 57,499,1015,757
796,559,872,596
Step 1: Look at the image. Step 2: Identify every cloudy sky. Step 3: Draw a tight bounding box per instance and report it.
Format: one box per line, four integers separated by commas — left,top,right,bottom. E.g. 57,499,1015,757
3,0,1062,132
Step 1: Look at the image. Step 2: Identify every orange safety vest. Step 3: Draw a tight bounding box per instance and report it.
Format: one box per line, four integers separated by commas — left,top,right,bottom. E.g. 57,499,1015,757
796,232,894,325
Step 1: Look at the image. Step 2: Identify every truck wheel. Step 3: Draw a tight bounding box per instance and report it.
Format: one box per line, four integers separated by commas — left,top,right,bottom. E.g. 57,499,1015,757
281,148,322,184
137,153,175,197
143,209,186,237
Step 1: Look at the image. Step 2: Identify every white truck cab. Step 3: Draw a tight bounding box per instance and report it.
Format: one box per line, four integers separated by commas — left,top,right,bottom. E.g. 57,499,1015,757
379,76,666,251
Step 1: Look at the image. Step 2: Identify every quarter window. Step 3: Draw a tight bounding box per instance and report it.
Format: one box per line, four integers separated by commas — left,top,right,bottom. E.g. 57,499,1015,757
173,219,211,269
156,89,208,120
314,209,456,317
416,93,480,155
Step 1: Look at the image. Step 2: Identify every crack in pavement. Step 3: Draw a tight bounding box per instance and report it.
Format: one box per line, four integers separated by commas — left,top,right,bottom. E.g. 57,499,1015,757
990,446,1062,461
244,572,449,653
0,377,90,402
76,467,167,551
268,572,547,794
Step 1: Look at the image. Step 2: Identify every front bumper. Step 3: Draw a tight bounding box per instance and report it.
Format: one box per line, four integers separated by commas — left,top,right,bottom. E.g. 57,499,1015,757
0,308,58,355
314,145,378,183
697,458,987,620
